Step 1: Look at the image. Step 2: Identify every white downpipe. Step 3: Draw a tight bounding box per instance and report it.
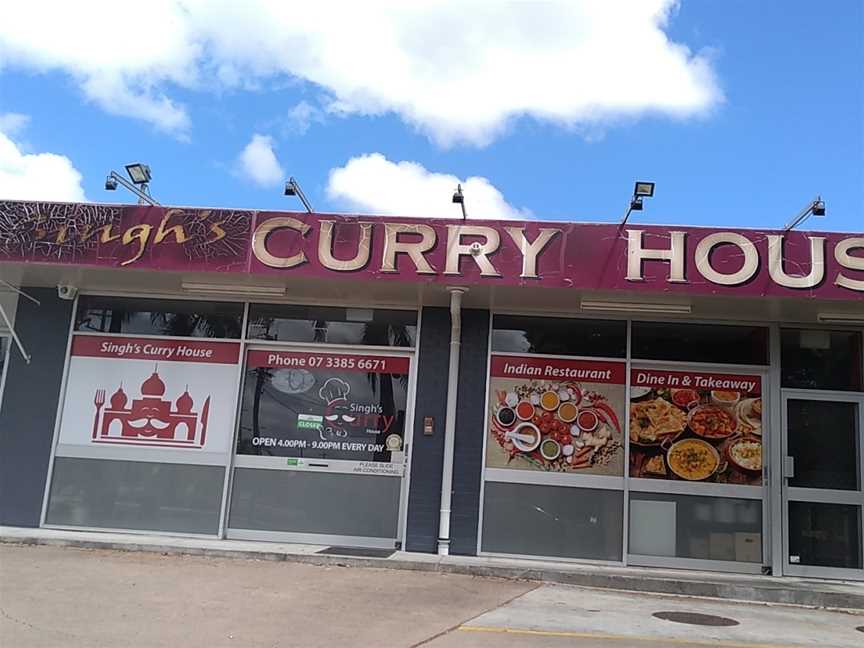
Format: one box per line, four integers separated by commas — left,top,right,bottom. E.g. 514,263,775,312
438,287,466,556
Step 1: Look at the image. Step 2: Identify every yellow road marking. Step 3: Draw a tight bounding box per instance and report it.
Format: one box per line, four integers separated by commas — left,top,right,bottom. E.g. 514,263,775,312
458,625,795,648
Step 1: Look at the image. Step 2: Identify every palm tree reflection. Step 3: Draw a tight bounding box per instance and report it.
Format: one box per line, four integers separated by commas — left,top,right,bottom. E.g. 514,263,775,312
246,316,411,462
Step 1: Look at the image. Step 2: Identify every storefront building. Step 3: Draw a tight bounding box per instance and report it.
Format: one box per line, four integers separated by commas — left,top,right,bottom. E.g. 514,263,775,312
0,199,861,581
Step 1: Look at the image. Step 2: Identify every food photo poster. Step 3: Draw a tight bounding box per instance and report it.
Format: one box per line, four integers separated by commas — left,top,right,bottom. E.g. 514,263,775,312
486,355,626,476
628,369,763,485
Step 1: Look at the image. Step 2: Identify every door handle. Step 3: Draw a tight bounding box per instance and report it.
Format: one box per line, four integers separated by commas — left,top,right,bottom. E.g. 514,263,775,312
783,456,795,479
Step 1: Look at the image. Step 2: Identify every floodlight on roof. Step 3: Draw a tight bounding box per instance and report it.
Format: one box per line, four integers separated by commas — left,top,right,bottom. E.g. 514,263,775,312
283,176,313,213
125,163,151,185
634,181,655,198
103,169,159,206
452,184,467,219
784,196,826,230
621,180,655,225
452,184,464,205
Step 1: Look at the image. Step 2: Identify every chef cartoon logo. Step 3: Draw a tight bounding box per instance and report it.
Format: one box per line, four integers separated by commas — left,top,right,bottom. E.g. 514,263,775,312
91,368,210,449
318,378,354,439
311,376,397,441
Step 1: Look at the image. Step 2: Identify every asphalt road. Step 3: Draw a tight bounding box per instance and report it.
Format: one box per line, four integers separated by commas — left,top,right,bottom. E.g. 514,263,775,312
1,544,861,647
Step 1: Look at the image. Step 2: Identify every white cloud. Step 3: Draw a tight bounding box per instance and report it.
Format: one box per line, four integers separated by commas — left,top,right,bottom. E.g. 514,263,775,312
0,1,722,145
81,76,190,137
0,2,197,137
0,112,29,136
282,101,325,136
327,153,526,220
237,134,283,187
0,115,86,202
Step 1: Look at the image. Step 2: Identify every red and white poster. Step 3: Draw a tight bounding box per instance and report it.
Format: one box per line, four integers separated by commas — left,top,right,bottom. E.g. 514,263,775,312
486,354,626,476
57,335,242,456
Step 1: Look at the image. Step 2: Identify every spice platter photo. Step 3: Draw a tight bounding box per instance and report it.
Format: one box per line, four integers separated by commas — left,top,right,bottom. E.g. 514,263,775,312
486,355,626,476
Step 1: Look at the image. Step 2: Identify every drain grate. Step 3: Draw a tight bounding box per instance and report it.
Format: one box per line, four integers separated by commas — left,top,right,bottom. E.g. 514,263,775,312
652,611,740,627
317,546,395,558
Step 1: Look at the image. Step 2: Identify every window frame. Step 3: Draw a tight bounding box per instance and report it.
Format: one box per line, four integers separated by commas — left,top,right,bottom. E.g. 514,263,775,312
478,310,775,574
0,336,10,413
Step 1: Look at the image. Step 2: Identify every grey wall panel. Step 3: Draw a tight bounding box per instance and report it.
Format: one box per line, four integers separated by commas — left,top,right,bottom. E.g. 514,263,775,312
483,482,623,561
229,469,400,538
46,458,223,535
0,288,72,527
450,309,490,555
405,307,448,552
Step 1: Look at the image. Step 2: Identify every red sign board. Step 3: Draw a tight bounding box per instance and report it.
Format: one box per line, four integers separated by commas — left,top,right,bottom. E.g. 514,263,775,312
1,200,861,301
631,368,762,395
71,335,241,364
490,354,625,384
247,349,410,374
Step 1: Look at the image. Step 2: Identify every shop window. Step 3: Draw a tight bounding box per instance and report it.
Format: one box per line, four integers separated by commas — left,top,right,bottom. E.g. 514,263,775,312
631,322,768,365
486,354,627,477
628,368,764,485
788,501,862,569
492,315,626,358
247,304,416,347
45,458,224,535
229,469,400,539
629,492,762,563
75,295,243,338
781,329,862,391
786,399,860,491
482,482,623,561
237,349,409,464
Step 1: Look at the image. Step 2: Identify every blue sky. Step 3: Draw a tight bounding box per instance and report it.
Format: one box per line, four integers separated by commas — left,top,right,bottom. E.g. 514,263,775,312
0,1,861,232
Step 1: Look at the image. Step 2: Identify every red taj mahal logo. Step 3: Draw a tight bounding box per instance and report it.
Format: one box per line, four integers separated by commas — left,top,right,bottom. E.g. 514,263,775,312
92,368,210,449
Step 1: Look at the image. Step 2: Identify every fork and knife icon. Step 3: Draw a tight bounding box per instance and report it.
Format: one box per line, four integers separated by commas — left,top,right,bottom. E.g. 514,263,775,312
92,389,106,439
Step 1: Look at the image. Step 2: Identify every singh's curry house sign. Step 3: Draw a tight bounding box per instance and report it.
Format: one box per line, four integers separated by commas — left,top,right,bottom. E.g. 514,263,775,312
0,200,862,299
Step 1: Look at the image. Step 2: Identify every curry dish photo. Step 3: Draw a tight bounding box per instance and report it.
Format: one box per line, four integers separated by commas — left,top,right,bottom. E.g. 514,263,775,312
666,438,720,481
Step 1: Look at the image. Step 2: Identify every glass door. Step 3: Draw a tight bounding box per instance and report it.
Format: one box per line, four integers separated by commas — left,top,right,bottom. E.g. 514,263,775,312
227,346,414,549
781,393,864,579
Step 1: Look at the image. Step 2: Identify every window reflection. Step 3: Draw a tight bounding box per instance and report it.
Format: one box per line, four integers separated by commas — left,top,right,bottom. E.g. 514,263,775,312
781,329,862,391
492,315,626,358
237,363,409,462
76,296,243,338
789,502,862,569
787,399,860,490
631,322,768,365
247,304,417,347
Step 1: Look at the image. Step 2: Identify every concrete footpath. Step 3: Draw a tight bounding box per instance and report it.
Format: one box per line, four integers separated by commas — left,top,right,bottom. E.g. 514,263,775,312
2,543,863,648
1,526,862,611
